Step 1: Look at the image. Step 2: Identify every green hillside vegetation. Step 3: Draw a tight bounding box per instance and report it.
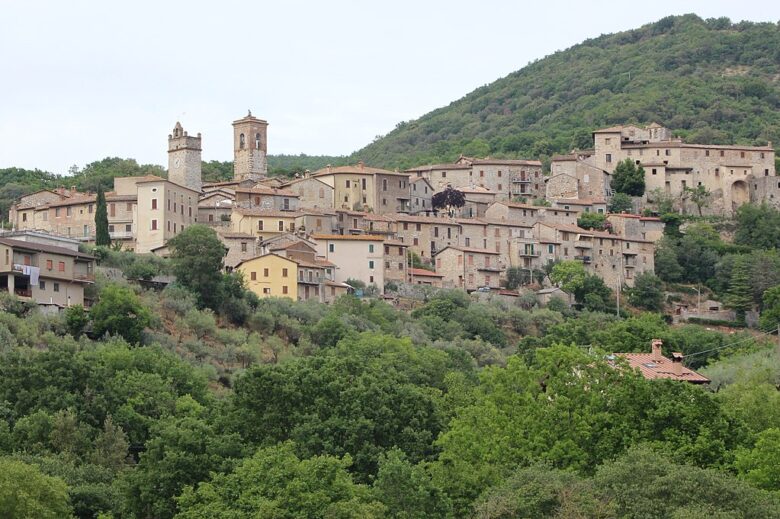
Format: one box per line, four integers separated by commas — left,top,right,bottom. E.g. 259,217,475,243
352,14,780,169
0,225,780,517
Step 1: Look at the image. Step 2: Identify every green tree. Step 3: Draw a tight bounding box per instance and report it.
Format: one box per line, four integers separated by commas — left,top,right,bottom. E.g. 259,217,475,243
94,186,111,247
0,457,73,519
575,274,613,312
735,428,780,491
685,184,711,216
550,260,586,294
725,257,753,324
90,284,152,344
759,285,780,331
504,267,528,289
610,159,645,196
64,304,89,338
577,212,608,230
607,192,633,214
628,272,664,312
735,203,780,250
372,449,452,519
167,225,226,310
175,442,385,519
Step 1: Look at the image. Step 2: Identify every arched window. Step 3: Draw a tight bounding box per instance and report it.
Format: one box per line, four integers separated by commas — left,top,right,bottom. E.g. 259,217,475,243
239,133,245,149
255,132,261,149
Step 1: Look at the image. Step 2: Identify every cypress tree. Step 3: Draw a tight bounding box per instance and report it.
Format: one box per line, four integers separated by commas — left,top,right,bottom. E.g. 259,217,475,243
725,257,753,324
95,187,111,246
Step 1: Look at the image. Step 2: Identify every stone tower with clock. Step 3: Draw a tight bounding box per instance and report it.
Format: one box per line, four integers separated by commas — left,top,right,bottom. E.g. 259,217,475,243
232,110,268,182
167,121,202,192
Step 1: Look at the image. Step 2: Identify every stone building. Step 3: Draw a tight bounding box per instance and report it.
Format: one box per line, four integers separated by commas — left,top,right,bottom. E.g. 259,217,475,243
391,214,460,259
410,177,434,214
591,123,776,215
547,152,612,200
407,156,544,200
233,111,268,182
134,176,199,254
230,208,301,241
310,162,411,214
0,236,95,308
167,122,202,192
234,186,299,211
198,191,233,225
383,239,409,285
284,176,335,210
434,245,503,291
606,214,665,242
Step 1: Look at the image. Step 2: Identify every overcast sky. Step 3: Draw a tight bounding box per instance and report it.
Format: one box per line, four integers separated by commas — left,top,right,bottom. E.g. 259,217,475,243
2,1,779,174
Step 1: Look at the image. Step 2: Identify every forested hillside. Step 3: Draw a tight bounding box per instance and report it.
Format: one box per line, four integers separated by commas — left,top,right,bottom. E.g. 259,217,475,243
353,14,780,169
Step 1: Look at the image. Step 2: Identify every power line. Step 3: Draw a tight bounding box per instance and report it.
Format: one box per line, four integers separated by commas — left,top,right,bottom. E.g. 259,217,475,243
682,326,778,359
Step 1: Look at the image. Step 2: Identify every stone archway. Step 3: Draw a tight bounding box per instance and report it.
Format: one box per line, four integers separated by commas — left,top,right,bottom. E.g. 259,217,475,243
731,180,749,211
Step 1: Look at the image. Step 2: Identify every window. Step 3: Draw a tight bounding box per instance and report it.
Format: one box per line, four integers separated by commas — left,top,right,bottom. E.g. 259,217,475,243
250,271,256,281
39,280,45,290
498,184,502,191
88,204,93,214
362,178,367,190
239,133,245,149
151,219,158,230
416,223,421,231
468,254,474,265
53,282,60,293
346,180,351,188
329,243,335,253
434,227,439,238
263,268,269,277
720,150,724,157
241,242,247,252
465,237,470,246
369,260,375,269
548,244,554,253
152,198,157,210
282,268,288,277
278,221,284,231
369,244,374,253
606,154,612,163
498,170,502,177
413,238,419,246
403,222,408,230
480,170,484,178
127,203,132,211
652,168,657,175
442,172,446,178
83,225,88,236
55,208,61,217
45,259,53,270
741,151,745,158
383,179,387,191
705,150,710,157
66,206,72,216
263,287,271,294
255,132,261,149
665,149,671,156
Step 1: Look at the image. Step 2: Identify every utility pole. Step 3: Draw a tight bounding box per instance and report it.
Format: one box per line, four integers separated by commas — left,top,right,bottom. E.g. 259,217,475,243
616,278,620,317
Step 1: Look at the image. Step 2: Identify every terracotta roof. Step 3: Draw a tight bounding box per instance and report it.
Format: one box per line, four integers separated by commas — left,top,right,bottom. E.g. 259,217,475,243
607,213,663,222
391,214,459,225
622,142,774,151
235,253,295,269
47,195,96,208
128,175,167,183
552,198,607,205
310,233,385,241
217,231,254,239
405,163,471,172
492,201,540,210
460,186,496,194
384,240,408,247
312,163,406,177
613,352,709,383
593,125,626,133
470,158,542,166
409,268,443,277
551,154,577,162
235,186,298,197
232,208,302,218
0,237,94,260
268,240,312,251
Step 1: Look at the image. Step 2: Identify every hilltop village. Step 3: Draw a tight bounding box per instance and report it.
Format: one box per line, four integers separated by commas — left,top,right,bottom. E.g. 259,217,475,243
4,111,778,308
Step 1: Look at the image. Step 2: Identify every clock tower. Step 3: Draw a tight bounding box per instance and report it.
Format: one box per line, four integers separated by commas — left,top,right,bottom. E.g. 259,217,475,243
167,121,202,192
232,110,268,182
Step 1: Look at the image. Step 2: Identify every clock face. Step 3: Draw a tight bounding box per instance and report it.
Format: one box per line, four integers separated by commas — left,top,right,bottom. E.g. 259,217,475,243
174,158,181,168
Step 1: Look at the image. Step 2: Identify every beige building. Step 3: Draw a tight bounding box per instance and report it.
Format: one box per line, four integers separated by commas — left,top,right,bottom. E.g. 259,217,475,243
384,239,409,284
484,201,579,226
0,236,94,308
311,162,411,214
231,208,301,241
134,176,199,254
198,191,234,225
548,152,612,200
237,253,298,300
408,268,444,287
407,155,544,200
392,214,460,259
434,245,503,291
167,122,202,192
607,214,665,243
410,177,434,214
591,123,776,215
312,234,385,291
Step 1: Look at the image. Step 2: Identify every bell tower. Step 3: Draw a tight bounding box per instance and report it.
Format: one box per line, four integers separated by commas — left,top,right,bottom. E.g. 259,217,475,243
232,110,268,182
167,122,202,192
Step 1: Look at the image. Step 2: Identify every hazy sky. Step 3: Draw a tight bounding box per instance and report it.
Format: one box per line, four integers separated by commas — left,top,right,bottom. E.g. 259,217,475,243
2,1,779,174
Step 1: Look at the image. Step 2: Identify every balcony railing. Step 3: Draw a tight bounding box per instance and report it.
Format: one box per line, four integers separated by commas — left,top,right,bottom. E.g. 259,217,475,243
74,273,96,281
14,288,32,298
518,250,541,257
109,231,134,239
574,255,592,264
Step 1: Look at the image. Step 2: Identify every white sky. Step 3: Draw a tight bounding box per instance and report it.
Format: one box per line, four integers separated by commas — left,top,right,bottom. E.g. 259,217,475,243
2,0,779,173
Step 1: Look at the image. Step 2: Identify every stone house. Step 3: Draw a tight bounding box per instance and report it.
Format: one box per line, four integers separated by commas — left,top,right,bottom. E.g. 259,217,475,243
295,209,338,235
234,186,299,211
434,245,503,291
217,230,259,270
198,191,233,225
391,214,460,259
548,152,612,200
550,198,608,215
284,176,335,210
459,186,498,218
590,123,776,215
310,162,411,214
607,214,665,242
0,236,95,308
408,268,444,287
410,177,434,214
384,239,409,285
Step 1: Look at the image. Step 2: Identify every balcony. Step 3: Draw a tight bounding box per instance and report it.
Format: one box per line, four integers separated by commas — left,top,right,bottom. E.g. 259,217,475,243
574,255,592,264
109,231,134,239
511,177,532,183
13,288,32,298
74,272,96,282
575,241,592,249
518,249,541,257
478,265,503,273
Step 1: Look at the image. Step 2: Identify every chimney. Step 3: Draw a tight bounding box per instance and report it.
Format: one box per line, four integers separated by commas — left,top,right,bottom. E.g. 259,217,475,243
70,186,77,194
358,160,365,170
651,339,663,362
671,352,684,377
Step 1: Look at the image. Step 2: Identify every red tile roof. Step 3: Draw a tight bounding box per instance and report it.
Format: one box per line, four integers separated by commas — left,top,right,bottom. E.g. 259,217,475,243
409,268,443,277
614,352,709,384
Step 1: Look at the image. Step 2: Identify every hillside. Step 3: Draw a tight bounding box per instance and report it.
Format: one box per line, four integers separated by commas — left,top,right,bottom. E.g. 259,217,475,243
352,14,780,170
